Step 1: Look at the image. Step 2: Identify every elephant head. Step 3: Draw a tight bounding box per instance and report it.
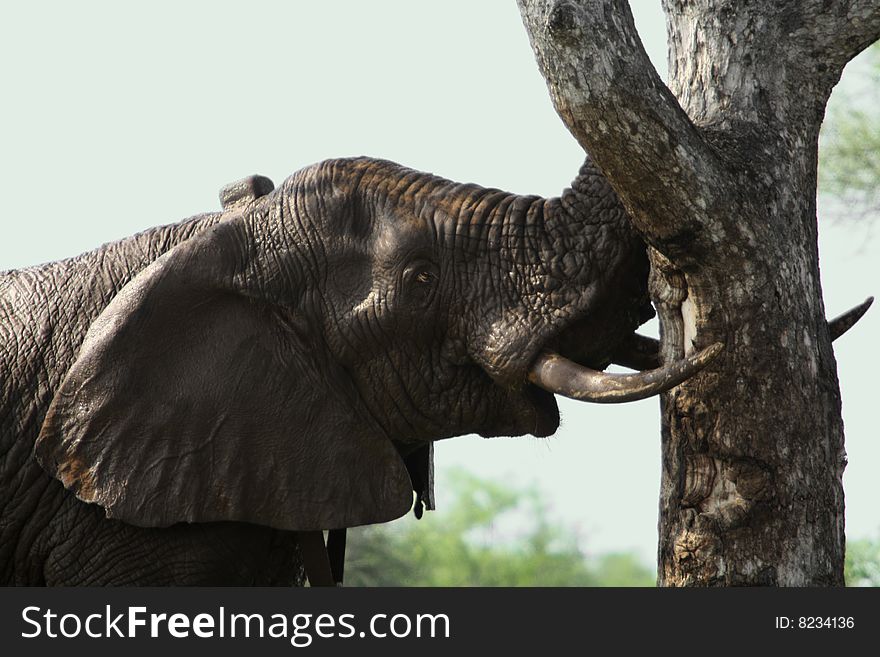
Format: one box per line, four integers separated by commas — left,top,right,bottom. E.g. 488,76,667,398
34,157,718,532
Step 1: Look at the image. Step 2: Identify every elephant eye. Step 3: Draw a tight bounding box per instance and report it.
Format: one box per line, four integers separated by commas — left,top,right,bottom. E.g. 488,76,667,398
402,260,439,305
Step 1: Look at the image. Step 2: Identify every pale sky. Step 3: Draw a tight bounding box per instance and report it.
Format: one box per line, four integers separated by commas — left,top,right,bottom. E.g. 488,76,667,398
1,1,876,564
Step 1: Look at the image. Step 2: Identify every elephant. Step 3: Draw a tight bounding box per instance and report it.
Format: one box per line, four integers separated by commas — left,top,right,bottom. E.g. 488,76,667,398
0,155,724,585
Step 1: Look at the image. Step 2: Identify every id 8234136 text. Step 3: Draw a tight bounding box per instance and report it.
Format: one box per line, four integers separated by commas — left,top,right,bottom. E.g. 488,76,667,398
775,616,854,630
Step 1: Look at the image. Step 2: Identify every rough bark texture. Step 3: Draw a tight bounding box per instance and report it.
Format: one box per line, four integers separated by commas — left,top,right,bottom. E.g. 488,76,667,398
518,0,880,585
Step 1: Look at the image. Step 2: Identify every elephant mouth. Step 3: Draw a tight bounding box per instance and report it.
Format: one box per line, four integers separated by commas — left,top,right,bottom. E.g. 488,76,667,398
477,382,559,439
476,307,722,438
522,384,561,437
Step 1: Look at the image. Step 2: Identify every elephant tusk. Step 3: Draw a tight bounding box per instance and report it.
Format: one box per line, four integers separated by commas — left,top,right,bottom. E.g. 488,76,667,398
610,297,874,372
828,296,873,341
528,342,724,404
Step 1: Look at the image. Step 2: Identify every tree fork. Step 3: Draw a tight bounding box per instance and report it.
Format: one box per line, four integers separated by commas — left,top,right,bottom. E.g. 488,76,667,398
518,0,880,585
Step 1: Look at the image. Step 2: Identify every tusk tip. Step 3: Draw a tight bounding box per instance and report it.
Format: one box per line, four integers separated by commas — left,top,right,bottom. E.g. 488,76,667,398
696,341,724,363
683,341,723,373
829,297,874,341
851,296,874,316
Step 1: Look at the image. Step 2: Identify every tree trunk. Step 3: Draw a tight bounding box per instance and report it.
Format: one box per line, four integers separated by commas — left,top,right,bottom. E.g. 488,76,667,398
518,0,880,585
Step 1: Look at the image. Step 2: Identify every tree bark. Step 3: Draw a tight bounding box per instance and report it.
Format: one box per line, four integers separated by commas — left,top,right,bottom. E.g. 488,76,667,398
518,0,880,585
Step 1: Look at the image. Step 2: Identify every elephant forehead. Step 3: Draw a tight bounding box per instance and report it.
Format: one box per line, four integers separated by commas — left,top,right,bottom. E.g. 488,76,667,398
373,212,434,260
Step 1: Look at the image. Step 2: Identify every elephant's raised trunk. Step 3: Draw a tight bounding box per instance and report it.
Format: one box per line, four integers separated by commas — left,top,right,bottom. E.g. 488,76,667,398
528,342,724,403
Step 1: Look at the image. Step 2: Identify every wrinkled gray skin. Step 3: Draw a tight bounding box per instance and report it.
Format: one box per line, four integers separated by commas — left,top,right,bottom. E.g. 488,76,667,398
0,157,650,585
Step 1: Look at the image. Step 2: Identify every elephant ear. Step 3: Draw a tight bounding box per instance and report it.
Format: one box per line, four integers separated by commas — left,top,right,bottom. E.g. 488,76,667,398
35,218,413,531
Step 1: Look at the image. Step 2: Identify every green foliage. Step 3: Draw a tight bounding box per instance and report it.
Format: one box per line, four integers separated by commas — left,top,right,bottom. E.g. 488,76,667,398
845,535,880,587
820,43,880,217
346,469,654,587
346,468,879,587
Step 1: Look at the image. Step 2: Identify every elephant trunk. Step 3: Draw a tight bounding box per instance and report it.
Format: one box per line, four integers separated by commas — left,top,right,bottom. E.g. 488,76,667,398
444,158,725,402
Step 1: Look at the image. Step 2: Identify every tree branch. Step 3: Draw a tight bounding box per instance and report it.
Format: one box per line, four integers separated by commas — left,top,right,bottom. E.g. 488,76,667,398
517,0,731,260
810,0,880,69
